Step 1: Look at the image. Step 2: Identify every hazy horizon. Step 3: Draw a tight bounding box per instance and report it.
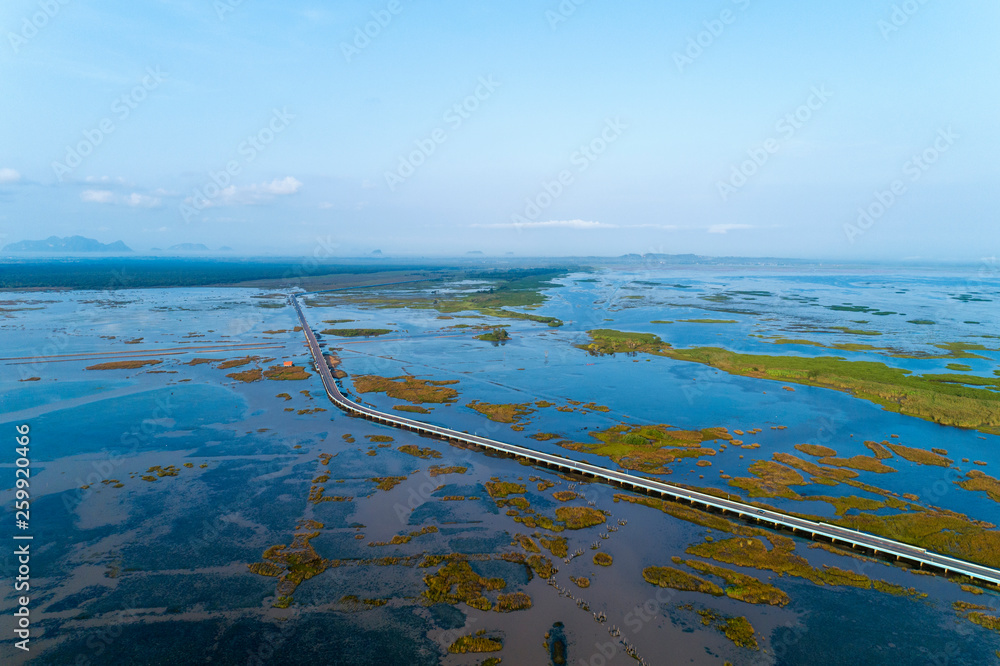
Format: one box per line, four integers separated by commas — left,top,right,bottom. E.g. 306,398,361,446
2,1,997,261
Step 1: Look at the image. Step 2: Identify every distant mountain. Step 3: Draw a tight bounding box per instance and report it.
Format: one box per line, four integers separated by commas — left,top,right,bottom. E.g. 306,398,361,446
218,246,233,251
167,243,210,252
3,235,132,253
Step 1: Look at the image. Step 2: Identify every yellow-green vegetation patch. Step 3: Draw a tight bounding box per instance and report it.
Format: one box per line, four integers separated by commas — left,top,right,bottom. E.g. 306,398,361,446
249,519,336,606
485,481,526,498
448,632,503,653
321,327,394,337
772,453,860,483
264,365,311,381
863,440,893,459
642,566,723,595
570,576,590,588
684,559,790,606
466,400,535,424
530,432,560,441
614,493,766,538
539,536,568,558
697,609,759,650
885,442,952,466
580,331,1000,434
516,535,540,553
818,455,896,474
558,422,725,474
296,408,326,415
555,506,606,529
370,525,438,546
429,465,467,477
552,490,578,502
678,319,738,324
186,357,221,366
593,552,613,566
795,443,837,457
967,612,1000,634
422,556,505,610
353,375,459,404
527,555,556,578
958,470,1000,503
366,434,394,442
947,363,973,371
217,356,259,369
729,460,806,499
687,534,876,589
371,476,407,491
228,367,263,383
393,404,431,414
86,359,162,371
475,327,511,343
398,445,442,459
276,392,292,401
495,591,532,612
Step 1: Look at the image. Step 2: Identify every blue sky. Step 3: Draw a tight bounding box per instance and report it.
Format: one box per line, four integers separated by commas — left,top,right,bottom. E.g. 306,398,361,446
1,0,997,259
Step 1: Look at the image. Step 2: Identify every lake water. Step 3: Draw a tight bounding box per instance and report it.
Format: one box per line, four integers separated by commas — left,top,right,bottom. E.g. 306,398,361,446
1,267,999,665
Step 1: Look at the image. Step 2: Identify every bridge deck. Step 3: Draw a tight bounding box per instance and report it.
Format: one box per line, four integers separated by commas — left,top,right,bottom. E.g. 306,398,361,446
290,295,1000,589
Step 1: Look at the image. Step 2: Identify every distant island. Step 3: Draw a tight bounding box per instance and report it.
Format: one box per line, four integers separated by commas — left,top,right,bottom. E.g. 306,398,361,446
167,243,210,252
3,235,132,253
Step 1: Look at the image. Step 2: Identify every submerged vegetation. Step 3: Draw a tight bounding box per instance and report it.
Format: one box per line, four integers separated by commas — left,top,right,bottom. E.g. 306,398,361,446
466,400,535,424
579,330,1000,434
314,268,568,326
86,359,162,371
353,374,459,404
320,327,394,337
557,422,727,474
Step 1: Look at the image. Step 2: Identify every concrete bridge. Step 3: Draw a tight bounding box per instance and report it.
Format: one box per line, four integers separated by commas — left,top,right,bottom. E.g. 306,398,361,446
290,294,1000,589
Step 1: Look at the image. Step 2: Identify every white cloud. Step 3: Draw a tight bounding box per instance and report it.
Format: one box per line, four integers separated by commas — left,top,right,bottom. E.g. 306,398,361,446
0,168,21,183
472,219,678,231
81,189,115,204
81,189,161,207
257,176,302,195
708,224,754,234
124,193,162,207
191,176,304,207
84,175,128,185
319,202,334,209
475,219,615,230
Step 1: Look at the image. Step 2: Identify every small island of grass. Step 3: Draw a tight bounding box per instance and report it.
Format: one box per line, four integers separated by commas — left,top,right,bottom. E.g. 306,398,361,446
578,329,1000,434
86,359,162,371
353,375,459,404
321,327,394,337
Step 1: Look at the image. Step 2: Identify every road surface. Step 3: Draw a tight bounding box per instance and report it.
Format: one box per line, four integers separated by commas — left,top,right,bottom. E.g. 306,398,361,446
290,294,1000,588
